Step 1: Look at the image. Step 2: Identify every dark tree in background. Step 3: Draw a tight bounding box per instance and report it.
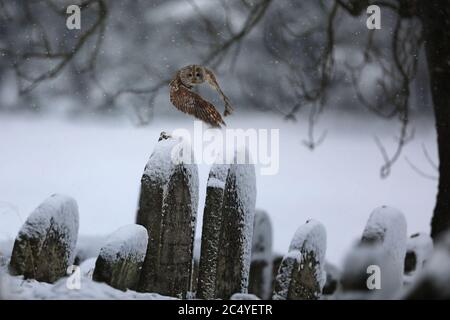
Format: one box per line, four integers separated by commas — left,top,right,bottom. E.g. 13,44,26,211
418,1,450,238
0,0,449,239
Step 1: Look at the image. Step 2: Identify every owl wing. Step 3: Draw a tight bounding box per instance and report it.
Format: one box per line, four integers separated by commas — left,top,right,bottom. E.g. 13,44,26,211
170,83,226,128
204,67,234,116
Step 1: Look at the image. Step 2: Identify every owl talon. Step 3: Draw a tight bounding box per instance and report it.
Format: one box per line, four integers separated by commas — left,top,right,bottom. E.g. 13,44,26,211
224,104,234,116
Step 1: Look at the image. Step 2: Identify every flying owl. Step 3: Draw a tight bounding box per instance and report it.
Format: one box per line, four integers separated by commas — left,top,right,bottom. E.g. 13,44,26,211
169,65,234,128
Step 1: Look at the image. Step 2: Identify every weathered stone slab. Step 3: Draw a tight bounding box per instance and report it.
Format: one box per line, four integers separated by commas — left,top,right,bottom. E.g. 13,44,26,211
9,194,79,283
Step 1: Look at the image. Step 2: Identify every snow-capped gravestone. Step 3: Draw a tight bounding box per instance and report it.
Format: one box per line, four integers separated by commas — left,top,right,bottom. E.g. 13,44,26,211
248,210,273,300
197,163,230,299
339,243,390,299
404,231,450,300
404,232,433,283
93,224,148,291
214,149,257,299
9,194,79,283
273,219,327,300
136,132,198,298
361,206,407,295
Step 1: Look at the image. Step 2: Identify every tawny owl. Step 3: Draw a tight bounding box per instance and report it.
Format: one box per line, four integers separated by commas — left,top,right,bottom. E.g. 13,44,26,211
169,65,234,128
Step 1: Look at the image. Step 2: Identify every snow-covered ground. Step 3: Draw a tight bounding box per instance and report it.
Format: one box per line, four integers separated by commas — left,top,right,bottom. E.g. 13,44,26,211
0,111,438,267
0,262,173,300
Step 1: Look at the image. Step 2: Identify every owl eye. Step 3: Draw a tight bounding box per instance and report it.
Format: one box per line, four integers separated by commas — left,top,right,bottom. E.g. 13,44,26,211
196,73,201,77
188,73,193,77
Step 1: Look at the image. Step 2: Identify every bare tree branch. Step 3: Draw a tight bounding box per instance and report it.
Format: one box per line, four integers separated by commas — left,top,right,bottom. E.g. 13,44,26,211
405,156,438,180
1,0,108,95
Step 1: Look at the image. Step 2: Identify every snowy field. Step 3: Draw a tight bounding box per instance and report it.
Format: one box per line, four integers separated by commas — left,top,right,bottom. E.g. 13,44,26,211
0,111,438,266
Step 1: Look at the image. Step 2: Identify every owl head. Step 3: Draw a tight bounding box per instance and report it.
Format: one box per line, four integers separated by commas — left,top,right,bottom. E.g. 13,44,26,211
179,65,205,86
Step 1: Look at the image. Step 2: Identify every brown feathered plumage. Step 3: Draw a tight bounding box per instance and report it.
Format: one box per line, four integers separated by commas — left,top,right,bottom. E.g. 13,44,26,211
169,65,233,128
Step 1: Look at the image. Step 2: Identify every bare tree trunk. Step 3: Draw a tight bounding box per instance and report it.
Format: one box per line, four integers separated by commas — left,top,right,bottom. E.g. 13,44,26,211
419,2,450,239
